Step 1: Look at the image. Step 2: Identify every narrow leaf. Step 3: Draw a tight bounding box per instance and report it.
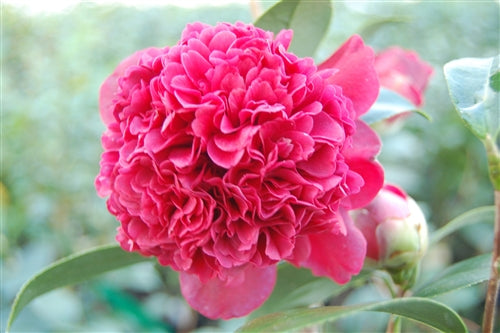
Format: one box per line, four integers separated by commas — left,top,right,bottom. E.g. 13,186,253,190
7,244,151,331
237,297,466,333
415,253,491,297
250,263,370,319
362,88,431,124
444,55,500,140
430,205,495,244
254,0,332,58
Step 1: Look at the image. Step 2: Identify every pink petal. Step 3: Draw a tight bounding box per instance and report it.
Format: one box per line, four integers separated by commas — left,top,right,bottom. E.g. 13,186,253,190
344,158,384,209
375,47,433,107
274,29,293,50
343,120,381,160
342,120,384,209
181,50,213,84
318,35,379,117
213,126,260,152
297,144,337,178
207,138,245,168
298,210,366,284
351,210,380,260
208,30,237,52
310,112,345,143
366,184,411,222
99,47,162,125
180,264,277,319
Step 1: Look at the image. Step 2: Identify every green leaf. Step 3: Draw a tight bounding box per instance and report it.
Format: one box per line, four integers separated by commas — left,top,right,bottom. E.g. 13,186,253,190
254,0,332,58
444,55,500,140
430,205,495,244
237,297,467,333
490,70,500,92
362,88,431,124
414,254,491,297
250,263,370,319
6,244,152,331
95,282,175,332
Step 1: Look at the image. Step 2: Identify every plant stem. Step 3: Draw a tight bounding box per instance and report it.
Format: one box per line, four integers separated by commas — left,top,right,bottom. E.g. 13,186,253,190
485,135,500,191
386,315,402,333
483,190,500,332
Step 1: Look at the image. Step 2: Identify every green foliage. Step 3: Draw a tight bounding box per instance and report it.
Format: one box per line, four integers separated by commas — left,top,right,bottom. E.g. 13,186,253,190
490,70,500,92
250,263,370,319
6,244,151,331
362,88,431,124
444,55,500,141
415,254,490,298
430,205,495,244
254,0,332,58
237,297,467,333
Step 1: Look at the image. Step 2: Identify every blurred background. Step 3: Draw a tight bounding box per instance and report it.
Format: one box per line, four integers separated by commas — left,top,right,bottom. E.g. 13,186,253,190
1,1,499,331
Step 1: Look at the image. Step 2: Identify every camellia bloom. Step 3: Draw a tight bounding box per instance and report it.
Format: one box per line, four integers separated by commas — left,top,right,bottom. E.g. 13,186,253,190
351,184,428,286
96,22,383,319
374,47,433,107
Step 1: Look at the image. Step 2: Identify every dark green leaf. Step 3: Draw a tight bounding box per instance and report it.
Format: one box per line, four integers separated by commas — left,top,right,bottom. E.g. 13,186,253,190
7,244,152,331
237,297,467,333
414,254,491,297
362,88,431,124
444,55,500,140
250,263,370,319
254,0,332,58
430,205,495,244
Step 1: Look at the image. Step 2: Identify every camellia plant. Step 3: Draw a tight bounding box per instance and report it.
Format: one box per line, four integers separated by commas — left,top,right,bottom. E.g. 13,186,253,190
6,1,499,332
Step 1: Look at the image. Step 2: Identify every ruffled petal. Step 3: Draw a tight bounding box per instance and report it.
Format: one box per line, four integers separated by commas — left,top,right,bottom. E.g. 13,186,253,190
298,209,366,284
99,47,163,125
318,35,379,117
179,264,277,319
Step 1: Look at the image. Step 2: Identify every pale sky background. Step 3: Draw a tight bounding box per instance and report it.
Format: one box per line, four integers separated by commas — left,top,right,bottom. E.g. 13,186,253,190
2,0,254,14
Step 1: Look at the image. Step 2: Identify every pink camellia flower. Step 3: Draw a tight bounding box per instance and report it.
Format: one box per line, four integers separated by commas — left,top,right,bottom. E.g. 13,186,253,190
374,47,433,107
96,22,383,319
351,184,428,285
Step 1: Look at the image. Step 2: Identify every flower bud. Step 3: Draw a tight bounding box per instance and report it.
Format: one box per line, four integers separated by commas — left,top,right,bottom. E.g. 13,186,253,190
351,184,428,287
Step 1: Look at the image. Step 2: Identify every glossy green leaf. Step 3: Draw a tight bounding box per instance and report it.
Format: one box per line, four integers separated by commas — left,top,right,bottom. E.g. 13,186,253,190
6,244,152,331
254,0,332,58
237,297,466,333
444,55,500,140
415,253,490,297
250,263,370,319
430,205,495,244
362,88,431,124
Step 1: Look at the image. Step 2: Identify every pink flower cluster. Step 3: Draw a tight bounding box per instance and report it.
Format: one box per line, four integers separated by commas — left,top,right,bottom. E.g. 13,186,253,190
96,22,383,319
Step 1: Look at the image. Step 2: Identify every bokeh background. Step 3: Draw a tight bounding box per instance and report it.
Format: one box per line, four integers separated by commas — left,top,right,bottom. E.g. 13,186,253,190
2,1,499,331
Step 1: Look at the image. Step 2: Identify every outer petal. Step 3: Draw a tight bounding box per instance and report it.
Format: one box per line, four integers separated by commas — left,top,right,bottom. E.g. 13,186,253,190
179,264,277,319
298,209,366,284
344,158,384,209
99,47,163,125
343,120,381,160
318,35,379,117
343,120,384,209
